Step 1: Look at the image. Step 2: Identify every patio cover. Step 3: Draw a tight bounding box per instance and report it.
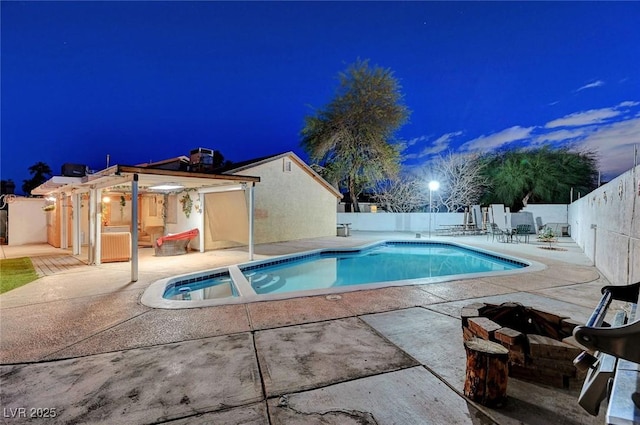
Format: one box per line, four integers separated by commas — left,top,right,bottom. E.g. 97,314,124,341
32,165,260,282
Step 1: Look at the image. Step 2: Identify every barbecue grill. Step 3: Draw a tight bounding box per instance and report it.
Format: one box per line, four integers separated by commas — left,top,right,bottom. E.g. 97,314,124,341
573,281,640,424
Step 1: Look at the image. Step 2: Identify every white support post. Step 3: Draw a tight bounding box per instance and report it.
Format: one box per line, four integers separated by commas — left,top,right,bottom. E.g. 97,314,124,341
199,192,205,253
131,174,139,282
60,193,68,249
248,183,254,260
95,189,102,266
72,193,81,255
89,189,96,264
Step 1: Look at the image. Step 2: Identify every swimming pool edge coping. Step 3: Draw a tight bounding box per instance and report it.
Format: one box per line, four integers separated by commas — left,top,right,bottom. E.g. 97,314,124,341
139,239,547,309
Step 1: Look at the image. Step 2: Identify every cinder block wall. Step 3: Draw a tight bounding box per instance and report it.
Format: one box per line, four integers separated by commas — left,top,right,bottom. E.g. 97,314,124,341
337,212,467,233
568,165,640,285
519,204,569,231
338,207,570,234
8,197,47,245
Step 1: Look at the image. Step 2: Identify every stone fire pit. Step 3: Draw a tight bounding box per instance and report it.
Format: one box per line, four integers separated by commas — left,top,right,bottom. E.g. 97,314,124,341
461,302,587,389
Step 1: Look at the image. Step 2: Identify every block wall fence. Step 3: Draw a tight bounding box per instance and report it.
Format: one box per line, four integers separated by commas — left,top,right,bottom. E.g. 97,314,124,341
338,164,640,286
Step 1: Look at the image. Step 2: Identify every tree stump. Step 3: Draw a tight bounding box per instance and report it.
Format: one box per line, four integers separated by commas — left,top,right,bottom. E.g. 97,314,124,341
463,337,509,407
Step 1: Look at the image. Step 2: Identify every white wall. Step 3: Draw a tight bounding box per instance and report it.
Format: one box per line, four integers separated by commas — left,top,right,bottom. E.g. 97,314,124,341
339,205,567,234
568,165,640,285
519,204,569,231
168,191,202,250
8,197,47,245
238,156,338,244
337,212,469,233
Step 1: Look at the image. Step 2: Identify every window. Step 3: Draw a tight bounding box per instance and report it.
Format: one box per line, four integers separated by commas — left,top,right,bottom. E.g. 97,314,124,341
166,194,177,223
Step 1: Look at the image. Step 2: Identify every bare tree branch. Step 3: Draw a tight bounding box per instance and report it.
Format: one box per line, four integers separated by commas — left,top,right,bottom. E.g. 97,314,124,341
428,152,488,212
371,177,428,212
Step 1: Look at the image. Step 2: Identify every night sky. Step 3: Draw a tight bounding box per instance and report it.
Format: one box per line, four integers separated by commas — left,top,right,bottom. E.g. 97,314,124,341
2,1,639,194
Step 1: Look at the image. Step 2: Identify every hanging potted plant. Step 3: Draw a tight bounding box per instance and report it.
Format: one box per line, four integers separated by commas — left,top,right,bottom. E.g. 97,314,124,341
180,192,193,218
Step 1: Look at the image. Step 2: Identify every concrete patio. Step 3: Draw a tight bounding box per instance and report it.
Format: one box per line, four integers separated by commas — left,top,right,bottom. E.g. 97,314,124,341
0,232,615,424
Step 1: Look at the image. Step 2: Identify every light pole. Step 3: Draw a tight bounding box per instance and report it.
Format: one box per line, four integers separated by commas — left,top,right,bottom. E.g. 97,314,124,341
428,180,440,238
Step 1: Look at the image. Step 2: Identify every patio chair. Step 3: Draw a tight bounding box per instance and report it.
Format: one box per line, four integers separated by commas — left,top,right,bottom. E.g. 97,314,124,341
516,224,531,243
488,223,508,243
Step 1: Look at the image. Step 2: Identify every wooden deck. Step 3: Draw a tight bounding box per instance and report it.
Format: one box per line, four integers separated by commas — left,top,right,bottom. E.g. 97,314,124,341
30,254,88,277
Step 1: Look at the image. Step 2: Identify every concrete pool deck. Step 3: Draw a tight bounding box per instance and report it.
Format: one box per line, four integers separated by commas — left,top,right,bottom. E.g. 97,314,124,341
0,231,617,424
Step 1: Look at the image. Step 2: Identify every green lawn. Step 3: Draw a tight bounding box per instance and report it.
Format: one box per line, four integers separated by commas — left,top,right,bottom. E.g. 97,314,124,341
0,257,39,294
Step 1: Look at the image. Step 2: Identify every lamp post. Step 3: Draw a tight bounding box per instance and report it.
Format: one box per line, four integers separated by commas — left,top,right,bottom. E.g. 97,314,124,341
428,180,440,238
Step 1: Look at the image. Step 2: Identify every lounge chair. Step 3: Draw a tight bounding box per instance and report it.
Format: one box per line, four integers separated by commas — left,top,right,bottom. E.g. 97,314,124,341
155,228,199,256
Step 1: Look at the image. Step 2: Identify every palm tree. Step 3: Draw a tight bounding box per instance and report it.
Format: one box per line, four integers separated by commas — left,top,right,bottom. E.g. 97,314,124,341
301,59,410,212
22,161,52,196
481,147,598,210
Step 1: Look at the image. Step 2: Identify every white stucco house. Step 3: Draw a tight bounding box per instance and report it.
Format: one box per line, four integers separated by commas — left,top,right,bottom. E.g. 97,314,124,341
218,151,342,246
19,149,341,280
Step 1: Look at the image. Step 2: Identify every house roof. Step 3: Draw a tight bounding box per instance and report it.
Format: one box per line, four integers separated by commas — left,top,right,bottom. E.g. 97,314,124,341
32,165,260,196
220,151,342,199
30,176,84,195
213,152,288,173
135,156,190,168
32,151,340,199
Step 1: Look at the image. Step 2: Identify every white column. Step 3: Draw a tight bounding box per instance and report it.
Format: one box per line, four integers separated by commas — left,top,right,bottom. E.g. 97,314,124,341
60,193,68,249
198,192,205,253
248,183,254,260
72,194,81,255
131,175,139,282
95,189,102,266
88,189,96,264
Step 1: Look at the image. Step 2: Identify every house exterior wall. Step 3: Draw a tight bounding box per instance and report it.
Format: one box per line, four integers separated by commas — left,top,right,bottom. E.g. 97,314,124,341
203,191,248,250
46,199,61,247
8,197,47,245
44,196,74,248
167,192,202,251
568,165,640,285
141,195,164,230
239,157,337,244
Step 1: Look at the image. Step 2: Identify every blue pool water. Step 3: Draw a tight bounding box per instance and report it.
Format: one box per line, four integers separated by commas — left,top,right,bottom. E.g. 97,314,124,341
161,241,526,301
242,242,524,294
163,272,237,300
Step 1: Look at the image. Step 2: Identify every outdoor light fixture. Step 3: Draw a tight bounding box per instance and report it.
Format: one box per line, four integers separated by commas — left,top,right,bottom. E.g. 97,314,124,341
428,180,440,238
148,183,184,191
45,196,57,202
102,196,111,203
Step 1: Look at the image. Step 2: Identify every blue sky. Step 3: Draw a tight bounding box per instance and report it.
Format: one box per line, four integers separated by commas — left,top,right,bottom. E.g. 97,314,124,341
2,1,639,193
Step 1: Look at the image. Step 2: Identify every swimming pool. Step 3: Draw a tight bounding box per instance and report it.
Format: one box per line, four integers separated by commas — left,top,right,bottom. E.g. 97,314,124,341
142,240,543,309
243,242,523,294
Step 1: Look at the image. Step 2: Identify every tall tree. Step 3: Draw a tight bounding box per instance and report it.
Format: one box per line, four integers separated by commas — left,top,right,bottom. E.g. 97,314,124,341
301,59,410,212
430,152,488,212
481,146,598,210
371,176,428,212
1,179,16,195
211,150,233,170
22,161,52,196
